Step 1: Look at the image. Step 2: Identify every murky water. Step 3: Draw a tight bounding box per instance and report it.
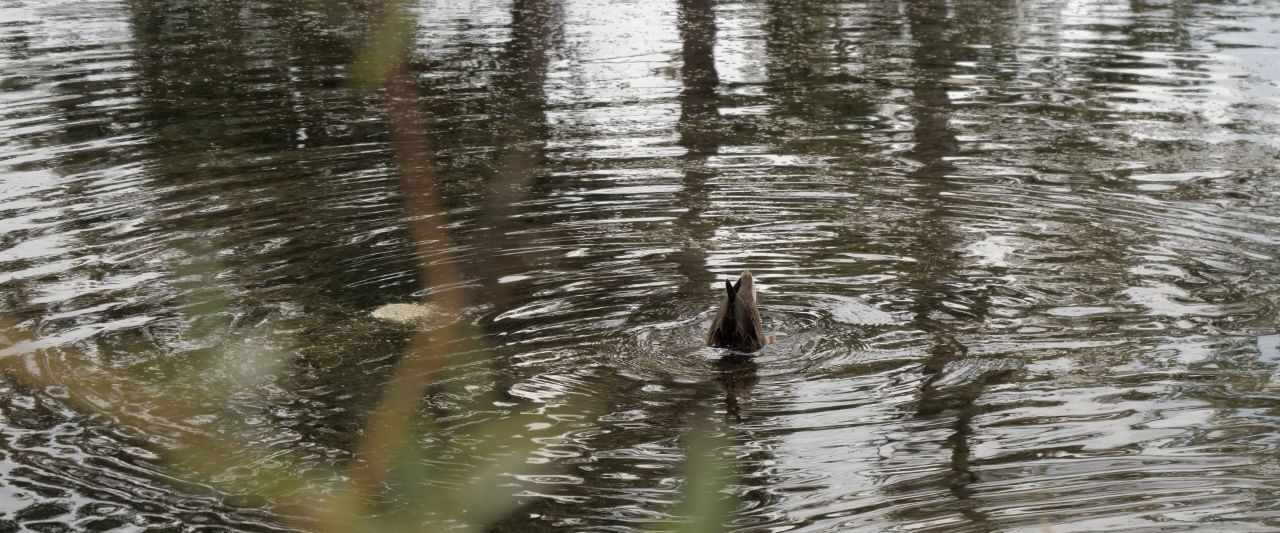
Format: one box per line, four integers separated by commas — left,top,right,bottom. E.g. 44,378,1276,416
2,0,1280,530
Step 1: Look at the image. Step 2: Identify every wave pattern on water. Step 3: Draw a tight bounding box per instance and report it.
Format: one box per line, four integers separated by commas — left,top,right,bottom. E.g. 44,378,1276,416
1,0,1280,531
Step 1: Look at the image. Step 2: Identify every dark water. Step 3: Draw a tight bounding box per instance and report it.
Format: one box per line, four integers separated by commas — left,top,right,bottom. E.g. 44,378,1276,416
2,0,1280,530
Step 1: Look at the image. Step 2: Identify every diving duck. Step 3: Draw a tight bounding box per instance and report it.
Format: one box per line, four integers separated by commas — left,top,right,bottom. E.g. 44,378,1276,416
706,271,767,353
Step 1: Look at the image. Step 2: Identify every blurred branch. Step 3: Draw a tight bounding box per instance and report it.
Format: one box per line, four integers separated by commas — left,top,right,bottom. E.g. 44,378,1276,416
350,0,416,93
343,1,478,519
668,419,734,533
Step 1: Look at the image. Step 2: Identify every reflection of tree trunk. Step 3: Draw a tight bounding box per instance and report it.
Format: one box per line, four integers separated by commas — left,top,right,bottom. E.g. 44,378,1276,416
484,0,556,220
677,0,720,158
763,0,834,125
905,0,962,343
477,0,558,400
673,0,771,522
673,0,720,298
673,0,759,421
900,0,990,524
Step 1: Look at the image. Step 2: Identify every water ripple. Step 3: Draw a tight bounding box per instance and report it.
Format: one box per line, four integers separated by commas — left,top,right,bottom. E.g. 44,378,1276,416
2,0,1280,531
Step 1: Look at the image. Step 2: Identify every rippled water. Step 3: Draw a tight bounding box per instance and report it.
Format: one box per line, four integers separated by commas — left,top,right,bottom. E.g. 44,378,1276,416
2,0,1280,530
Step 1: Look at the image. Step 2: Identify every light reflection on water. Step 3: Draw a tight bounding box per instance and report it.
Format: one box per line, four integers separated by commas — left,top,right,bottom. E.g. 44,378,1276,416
2,0,1280,530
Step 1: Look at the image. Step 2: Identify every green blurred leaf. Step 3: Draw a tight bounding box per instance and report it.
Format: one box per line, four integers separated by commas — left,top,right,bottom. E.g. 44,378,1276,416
667,422,733,533
350,3,417,92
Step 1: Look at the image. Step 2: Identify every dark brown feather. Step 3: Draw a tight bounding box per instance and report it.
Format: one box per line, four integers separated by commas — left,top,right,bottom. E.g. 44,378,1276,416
706,271,767,352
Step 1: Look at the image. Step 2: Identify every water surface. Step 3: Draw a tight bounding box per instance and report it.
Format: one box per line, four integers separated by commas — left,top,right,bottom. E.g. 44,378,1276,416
2,0,1280,531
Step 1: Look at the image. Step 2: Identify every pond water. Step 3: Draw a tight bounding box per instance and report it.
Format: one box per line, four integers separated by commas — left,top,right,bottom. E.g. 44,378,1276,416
2,0,1280,530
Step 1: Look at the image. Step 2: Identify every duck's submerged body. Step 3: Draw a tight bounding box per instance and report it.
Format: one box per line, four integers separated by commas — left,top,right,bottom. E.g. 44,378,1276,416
706,271,767,353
